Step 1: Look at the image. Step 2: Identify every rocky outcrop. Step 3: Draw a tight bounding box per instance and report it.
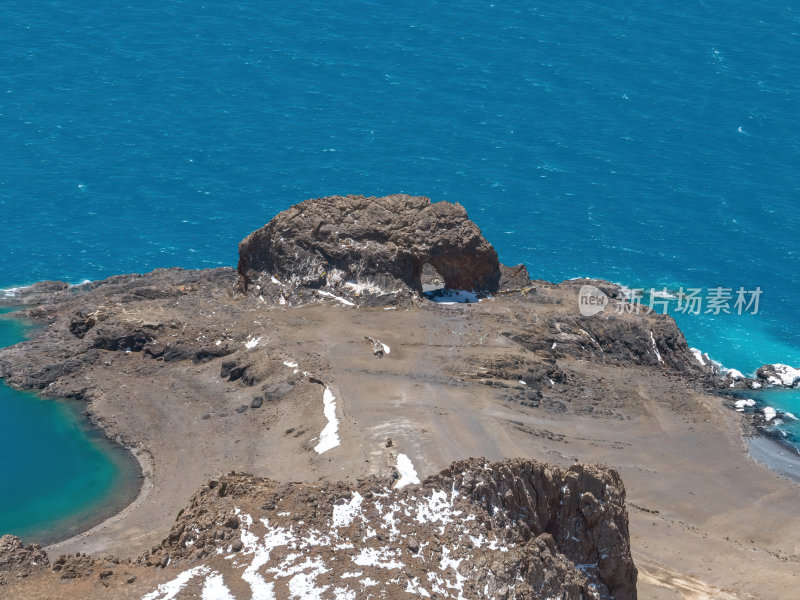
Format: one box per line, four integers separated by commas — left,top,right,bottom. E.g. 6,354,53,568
499,263,533,290
236,194,502,296
136,458,636,600
756,364,800,388
0,535,49,582
0,460,636,598
508,310,708,376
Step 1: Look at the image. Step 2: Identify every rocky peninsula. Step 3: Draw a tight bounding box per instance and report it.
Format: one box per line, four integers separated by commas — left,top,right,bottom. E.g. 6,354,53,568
0,195,798,599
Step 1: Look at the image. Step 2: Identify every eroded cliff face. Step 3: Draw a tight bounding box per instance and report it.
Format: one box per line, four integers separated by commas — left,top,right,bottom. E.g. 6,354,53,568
1,459,636,600
236,194,502,295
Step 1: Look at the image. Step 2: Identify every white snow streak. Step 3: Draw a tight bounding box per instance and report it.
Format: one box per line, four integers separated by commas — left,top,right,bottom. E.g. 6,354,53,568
317,290,355,306
142,566,211,600
314,388,341,453
244,337,262,349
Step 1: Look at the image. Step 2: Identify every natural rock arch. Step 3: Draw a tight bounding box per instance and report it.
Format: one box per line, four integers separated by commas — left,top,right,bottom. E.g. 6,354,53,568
237,194,502,295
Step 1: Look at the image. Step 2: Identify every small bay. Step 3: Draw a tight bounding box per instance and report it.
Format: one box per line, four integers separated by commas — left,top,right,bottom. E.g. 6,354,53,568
0,308,140,544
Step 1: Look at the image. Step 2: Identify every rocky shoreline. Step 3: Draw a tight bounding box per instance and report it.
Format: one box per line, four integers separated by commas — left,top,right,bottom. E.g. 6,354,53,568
1,195,799,599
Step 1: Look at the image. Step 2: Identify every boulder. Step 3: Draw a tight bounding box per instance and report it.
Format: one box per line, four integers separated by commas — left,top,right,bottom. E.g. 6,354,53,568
236,194,502,295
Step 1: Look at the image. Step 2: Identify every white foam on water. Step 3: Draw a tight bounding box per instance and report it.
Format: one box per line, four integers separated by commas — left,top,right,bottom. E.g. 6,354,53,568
725,368,745,380
764,364,800,387
1,286,22,298
763,406,777,421
314,388,341,453
690,347,708,366
650,289,677,299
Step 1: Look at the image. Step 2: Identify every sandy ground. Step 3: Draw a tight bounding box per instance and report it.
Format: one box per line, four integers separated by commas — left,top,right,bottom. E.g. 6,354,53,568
6,291,795,600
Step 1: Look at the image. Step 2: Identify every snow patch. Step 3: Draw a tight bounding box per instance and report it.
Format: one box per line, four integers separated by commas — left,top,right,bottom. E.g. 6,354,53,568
314,388,341,454
763,406,777,421
649,331,663,363
344,280,392,296
245,337,262,350
317,290,355,307
285,557,329,599
332,492,364,528
142,566,211,600
202,572,235,600
352,547,404,570
394,454,420,489
427,289,481,304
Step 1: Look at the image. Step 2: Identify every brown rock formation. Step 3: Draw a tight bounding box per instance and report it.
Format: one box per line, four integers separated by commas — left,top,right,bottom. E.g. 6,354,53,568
0,534,49,582
237,194,502,295
136,458,636,600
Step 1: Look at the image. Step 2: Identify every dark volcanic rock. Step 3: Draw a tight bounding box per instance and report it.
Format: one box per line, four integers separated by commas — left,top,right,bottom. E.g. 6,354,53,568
236,194,502,295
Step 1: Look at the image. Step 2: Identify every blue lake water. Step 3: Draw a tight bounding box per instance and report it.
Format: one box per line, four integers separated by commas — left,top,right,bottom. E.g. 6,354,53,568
0,309,140,543
1,0,799,536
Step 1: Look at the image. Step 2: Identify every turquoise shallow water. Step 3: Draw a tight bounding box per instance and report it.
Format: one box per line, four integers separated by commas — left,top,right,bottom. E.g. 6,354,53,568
1,0,799,534
0,310,140,543
730,387,800,448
